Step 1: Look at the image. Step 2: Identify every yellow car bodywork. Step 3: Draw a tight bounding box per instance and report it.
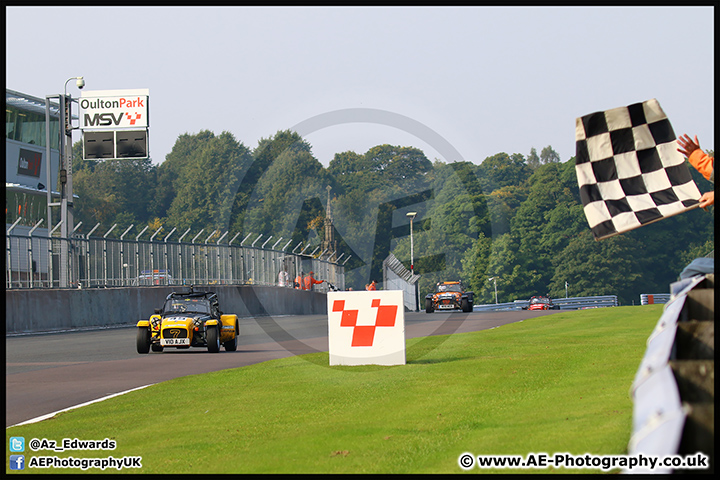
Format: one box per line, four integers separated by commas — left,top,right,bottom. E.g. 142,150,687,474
137,315,238,346
136,290,239,353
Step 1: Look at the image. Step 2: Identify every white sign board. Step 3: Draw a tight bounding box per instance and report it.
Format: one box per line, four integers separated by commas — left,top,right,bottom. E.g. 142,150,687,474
79,89,149,130
327,290,406,366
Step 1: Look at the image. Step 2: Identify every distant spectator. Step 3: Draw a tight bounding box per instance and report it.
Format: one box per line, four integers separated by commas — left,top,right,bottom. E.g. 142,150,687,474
278,269,289,287
365,280,377,291
677,134,714,209
676,133,714,280
303,271,324,291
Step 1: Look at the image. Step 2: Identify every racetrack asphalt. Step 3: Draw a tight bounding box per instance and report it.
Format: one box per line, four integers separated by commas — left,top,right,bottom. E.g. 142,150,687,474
6,309,560,427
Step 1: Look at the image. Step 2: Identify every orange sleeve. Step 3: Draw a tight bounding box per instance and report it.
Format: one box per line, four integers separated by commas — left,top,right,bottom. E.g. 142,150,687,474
688,149,714,182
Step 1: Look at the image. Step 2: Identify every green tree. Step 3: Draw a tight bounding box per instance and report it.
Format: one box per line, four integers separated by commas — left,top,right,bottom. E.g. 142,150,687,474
380,145,433,187
242,146,331,244
166,131,252,232
229,130,312,237
526,147,541,170
550,230,647,305
508,161,585,296
328,145,435,289
156,130,217,218
476,152,532,194
461,231,492,295
540,145,561,164
481,233,542,303
486,184,528,236
72,157,158,235
329,150,378,196
385,161,492,297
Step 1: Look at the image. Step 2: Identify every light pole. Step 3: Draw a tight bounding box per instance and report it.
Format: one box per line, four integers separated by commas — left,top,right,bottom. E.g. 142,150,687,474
565,281,568,298
406,212,417,277
406,211,418,312
488,277,498,304
59,76,85,287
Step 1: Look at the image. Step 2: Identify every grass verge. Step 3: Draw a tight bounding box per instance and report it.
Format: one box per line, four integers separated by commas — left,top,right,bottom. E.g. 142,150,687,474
6,305,662,474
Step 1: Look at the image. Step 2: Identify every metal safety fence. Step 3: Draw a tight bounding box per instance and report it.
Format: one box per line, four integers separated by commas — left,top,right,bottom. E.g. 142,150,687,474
6,226,344,292
383,253,420,312
474,295,619,312
640,293,671,305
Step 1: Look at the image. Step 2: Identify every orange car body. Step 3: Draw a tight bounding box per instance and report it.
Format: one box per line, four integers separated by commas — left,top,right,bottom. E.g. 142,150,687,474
425,281,474,313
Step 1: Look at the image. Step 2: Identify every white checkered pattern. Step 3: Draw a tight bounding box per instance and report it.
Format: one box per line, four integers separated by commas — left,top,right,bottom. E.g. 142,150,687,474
575,99,701,240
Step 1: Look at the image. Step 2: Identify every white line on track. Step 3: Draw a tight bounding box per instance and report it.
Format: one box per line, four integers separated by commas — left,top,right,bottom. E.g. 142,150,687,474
9,384,155,428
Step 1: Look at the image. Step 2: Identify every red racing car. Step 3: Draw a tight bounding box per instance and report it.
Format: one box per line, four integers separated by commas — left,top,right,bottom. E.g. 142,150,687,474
525,296,560,311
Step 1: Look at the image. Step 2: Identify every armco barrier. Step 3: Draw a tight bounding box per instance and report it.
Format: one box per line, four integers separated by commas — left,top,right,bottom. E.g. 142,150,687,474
474,295,618,312
640,293,671,305
552,295,618,309
473,301,523,312
627,274,714,474
5,285,327,335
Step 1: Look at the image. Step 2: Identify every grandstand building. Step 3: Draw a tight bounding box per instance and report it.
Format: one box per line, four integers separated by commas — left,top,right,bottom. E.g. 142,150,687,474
6,88,78,285
6,88,63,233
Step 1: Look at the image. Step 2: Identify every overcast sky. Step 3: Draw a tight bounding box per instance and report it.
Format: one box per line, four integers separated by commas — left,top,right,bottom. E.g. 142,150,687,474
6,6,714,167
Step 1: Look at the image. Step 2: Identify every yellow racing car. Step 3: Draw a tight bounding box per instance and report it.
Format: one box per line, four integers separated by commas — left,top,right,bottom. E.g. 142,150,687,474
136,286,239,353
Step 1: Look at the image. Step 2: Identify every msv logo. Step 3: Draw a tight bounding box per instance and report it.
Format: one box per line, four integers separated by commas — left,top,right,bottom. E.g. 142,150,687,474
84,112,123,127
126,112,143,125
327,290,405,366
333,298,397,347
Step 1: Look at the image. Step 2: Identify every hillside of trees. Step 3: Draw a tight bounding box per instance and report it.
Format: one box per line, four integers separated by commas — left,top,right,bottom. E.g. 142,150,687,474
71,130,714,305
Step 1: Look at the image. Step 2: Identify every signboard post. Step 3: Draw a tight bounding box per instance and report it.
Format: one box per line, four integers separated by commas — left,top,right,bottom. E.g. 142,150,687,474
79,89,149,160
327,290,406,366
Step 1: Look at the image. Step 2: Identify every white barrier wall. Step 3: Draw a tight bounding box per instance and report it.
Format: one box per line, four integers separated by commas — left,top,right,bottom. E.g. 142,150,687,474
327,290,406,366
6,285,327,334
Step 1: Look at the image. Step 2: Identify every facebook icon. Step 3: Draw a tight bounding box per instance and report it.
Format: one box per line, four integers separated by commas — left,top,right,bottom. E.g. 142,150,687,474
10,455,25,470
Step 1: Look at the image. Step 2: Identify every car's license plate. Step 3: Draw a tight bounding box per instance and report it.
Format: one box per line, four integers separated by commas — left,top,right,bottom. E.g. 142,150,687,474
161,338,190,346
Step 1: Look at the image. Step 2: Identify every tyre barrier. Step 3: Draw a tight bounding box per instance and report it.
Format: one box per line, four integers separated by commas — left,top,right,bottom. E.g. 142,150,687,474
627,274,714,474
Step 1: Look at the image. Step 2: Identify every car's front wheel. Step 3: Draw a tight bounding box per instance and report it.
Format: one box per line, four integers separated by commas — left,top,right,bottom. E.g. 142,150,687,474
207,326,220,353
425,298,434,313
136,328,150,354
461,298,472,313
224,322,238,351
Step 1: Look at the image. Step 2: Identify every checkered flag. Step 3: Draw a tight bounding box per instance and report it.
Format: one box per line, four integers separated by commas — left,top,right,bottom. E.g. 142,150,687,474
575,99,701,240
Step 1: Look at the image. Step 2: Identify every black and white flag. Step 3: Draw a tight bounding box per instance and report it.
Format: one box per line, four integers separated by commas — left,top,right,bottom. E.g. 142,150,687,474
575,99,701,240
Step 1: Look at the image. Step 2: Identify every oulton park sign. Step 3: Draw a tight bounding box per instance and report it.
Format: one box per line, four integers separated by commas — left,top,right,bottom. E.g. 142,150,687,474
79,89,149,160
79,89,149,130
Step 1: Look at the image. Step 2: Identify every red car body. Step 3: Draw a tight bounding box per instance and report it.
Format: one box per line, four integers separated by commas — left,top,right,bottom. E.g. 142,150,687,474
527,296,559,310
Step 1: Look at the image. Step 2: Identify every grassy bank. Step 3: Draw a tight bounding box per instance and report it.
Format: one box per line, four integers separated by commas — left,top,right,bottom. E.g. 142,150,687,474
6,305,662,474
